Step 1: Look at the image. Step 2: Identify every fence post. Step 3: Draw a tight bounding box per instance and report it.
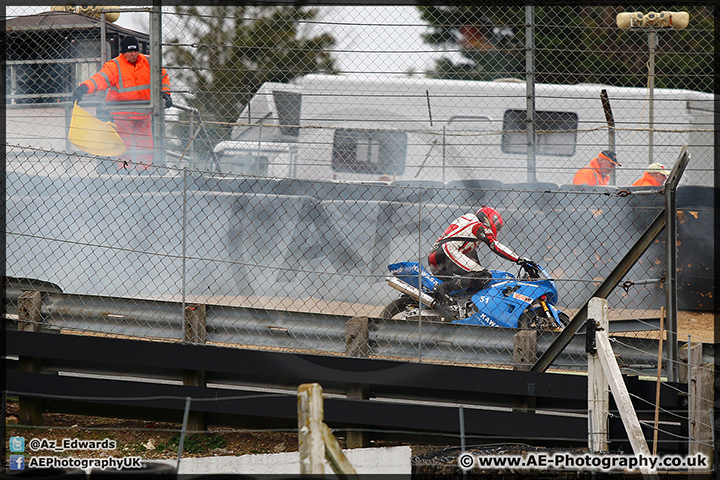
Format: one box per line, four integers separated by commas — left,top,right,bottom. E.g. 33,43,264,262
688,343,713,472
512,330,537,413
587,298,608,452
298,383,325,475
183,304,206,432
344,316,370,448
592,298,657,478
18,291,43,425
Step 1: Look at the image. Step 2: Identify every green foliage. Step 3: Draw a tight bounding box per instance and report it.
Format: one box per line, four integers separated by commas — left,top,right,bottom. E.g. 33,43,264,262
157,433,226,454
418,5,714,91
165,6,337,156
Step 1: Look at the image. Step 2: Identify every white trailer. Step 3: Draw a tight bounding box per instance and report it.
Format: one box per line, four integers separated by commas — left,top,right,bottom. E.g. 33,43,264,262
214,74,714,186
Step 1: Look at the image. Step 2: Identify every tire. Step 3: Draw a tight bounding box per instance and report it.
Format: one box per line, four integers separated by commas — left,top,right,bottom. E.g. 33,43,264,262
518,306,542,330
557,311,571,328
379,297,414,320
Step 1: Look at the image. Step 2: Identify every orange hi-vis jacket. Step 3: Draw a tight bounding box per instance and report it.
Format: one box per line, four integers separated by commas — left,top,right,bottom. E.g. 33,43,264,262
632,172,663,187
81,53,170,119
572,157,609,186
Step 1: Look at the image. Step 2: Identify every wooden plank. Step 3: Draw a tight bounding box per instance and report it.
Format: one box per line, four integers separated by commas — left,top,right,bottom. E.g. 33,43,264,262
587,298,608,452
322,422,358,478
298,383,325,475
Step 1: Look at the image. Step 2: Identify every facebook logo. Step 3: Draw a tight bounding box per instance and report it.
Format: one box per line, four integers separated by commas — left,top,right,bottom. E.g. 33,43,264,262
9,455,25,470
9,436,25,452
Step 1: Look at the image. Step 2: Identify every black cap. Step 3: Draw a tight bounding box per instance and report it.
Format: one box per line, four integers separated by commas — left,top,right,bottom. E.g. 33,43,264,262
599,149,620,166
120,36,139,53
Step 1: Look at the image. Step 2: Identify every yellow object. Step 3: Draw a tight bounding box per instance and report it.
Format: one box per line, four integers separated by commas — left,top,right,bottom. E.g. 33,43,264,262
68,102,127,156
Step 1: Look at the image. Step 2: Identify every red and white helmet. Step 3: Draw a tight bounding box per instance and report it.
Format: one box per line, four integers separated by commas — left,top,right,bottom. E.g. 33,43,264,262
476,206,503,237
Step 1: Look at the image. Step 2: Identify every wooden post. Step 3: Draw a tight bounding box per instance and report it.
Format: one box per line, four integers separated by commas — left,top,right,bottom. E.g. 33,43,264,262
513,329,537,413
322,423,358,478
345,316,369,358
298,383,325,475
182,304,206,433
513,329,537,370
18,291,43,426
688,342,713,473
345,317,370,448
18,290,42,332
587,298,609,452
593,297,657,478
652,307,665,456
184,304,207,345
678,343,690,383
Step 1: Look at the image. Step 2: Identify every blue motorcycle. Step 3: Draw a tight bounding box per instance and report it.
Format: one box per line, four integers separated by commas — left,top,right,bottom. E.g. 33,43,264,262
382,261,569,329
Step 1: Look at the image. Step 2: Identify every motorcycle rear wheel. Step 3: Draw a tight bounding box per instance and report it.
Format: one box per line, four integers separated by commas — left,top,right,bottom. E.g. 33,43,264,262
379,297,414,320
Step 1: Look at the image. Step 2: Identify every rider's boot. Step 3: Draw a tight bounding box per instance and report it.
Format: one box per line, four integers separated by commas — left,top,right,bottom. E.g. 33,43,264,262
432,279,459,306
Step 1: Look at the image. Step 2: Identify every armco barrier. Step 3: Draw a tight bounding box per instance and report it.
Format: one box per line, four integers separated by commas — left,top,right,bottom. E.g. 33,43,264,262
6,284,707,372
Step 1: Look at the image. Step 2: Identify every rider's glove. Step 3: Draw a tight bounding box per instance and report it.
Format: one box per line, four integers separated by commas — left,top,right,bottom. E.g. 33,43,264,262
516,257,532,266
72,84,88,104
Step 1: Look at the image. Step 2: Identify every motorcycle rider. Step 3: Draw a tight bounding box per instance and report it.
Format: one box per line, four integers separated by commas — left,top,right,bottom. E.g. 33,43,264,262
427,206,536,303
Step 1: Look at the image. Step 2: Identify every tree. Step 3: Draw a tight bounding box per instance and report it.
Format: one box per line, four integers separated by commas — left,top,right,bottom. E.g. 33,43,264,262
418,5,714,92
418,6,524,81
165,6,337,155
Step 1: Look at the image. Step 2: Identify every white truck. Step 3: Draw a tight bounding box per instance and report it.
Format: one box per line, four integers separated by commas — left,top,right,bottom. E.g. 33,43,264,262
213,74,714,186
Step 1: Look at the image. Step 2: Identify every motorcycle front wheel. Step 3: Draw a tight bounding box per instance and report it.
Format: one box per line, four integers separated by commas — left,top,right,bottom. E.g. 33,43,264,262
519,307,570,330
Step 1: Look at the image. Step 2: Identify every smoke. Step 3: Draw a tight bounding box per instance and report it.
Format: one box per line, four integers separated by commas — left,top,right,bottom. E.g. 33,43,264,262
7,152,711,313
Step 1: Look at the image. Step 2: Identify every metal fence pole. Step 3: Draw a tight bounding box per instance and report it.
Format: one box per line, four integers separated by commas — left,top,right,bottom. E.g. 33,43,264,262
525,5,536,183
150,5,165,168
182,167,188,317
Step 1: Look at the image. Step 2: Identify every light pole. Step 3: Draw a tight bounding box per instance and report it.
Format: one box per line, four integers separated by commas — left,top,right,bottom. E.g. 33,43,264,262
617,10,689,384
616,11,689,165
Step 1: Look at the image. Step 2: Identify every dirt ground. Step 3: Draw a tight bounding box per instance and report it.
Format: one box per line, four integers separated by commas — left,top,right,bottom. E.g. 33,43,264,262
5,400,301,459
675,310,715,343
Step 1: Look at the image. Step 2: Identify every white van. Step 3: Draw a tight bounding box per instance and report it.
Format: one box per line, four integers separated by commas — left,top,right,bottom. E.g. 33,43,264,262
214,74,714,186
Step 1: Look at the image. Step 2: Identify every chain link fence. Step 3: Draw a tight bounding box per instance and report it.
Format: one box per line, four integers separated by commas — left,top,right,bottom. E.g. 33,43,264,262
5,6,715,373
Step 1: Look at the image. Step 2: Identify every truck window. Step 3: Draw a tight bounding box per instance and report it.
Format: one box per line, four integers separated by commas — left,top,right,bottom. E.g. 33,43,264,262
331,129,406,175
501,110,578,156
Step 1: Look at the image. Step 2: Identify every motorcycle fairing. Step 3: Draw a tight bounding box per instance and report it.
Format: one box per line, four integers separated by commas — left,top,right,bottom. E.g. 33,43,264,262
453,279,562,327
388,262,441,290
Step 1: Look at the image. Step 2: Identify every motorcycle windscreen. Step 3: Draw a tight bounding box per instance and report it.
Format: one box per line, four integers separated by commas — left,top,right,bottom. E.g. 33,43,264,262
388,262,441,290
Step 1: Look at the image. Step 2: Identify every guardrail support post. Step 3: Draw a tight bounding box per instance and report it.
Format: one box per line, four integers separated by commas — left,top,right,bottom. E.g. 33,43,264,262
18,291,43,425
183,304,207,432
512,329,537,413
344,316,370,448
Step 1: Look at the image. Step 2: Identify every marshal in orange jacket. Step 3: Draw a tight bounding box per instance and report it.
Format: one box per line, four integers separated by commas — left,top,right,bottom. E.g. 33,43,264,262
631,172,663,187
81,53,170,119
572,157,610,186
